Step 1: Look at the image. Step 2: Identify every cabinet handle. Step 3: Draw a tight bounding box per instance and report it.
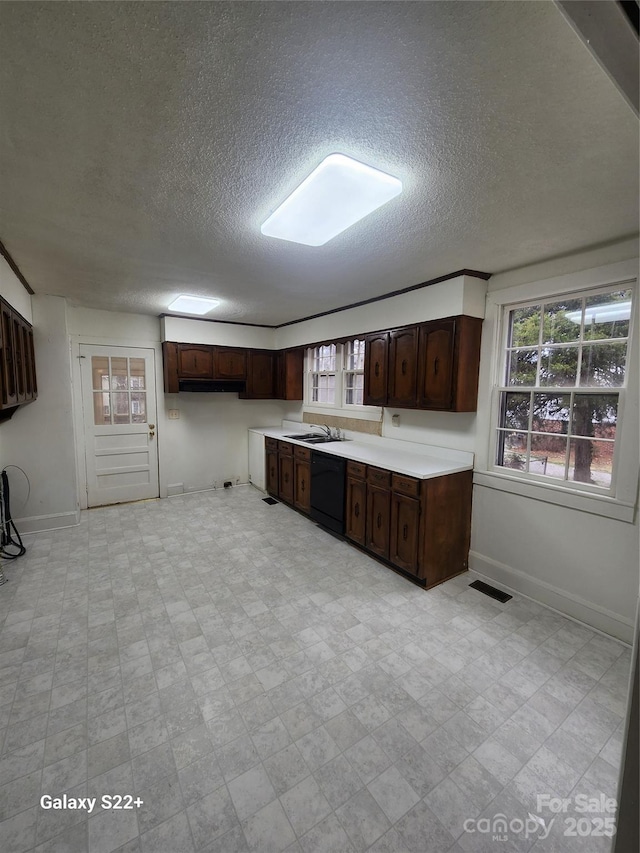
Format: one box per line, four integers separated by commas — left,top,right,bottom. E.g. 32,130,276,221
301,479,305,492
284,473,289,483
403,524,408,541
434,356,439,375
374,362,380,378
401,359,407,375
377,513,382,529
354,503,360,518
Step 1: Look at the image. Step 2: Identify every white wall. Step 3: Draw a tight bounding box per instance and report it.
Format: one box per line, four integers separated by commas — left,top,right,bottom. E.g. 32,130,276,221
162,316,276,348
1,295,79,532
470,242,639,642
275,274,486,349
0,254,32,322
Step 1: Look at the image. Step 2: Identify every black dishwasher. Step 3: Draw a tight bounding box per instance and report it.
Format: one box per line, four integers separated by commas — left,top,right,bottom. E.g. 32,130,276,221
310,451,346,534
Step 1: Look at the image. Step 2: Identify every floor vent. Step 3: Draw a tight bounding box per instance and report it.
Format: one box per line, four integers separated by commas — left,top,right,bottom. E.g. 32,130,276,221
262,497,279,505
469,580,512,603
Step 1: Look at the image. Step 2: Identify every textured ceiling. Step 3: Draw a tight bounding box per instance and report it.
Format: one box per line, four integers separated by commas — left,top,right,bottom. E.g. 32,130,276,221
0,1,637,325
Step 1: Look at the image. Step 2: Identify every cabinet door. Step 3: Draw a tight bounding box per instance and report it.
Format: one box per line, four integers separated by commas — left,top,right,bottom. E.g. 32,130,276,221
245,350,275,398
214,348,247,381
388,327,418,408
0,302,14,408
277,349,304,400
417,320,455,410
419,470,473,587
345,476,366,546
278,452,294,504
266,449,279,495
294,458,311,514
363,332,389,406
12,313,26,403
366,484,390,559
21,324,34,401
390,493,420,574
177,345,214,379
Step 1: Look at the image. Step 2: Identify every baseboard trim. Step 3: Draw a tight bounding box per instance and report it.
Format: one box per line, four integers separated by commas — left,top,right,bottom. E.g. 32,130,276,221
16,510,81,535
468,550,634,644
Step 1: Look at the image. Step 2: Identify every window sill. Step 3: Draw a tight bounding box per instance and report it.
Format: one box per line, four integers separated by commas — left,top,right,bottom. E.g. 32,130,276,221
473,469,636,523
303,403,382,422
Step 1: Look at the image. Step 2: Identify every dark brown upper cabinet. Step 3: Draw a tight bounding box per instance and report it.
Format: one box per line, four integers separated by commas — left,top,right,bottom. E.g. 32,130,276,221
417,316,482,411
213,348,247,381
363,315,482,412
276,349,304,400
387,326,419,408
242,350,276,399
0,298,37,419
177,345,214,379
363,332,389,406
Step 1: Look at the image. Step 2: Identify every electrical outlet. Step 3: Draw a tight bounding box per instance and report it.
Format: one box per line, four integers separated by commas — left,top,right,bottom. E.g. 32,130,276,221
168,409,180,419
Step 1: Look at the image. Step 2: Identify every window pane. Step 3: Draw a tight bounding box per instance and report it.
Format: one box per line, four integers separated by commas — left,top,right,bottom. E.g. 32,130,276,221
584,290,632,340
507,349,538,386
539,346,578,386
531,394,570,434
496,430,527,470
129,358,146,389
91,356,109,391
112,392,130,424
530,433,567,478
509,306,541,348
93,391,111,425
542,298,582,344
111,357,128,390
571,394,618,440
131,392,147,424
502,392,530,430
568,439,613,489
580,342,627,387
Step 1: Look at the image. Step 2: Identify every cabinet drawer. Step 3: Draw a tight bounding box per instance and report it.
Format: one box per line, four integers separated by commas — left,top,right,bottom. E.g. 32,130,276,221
294,445,311,461
278,441,293,456
367,466,391,487
391,473,420,498
265,437,279,451
347,460,367,479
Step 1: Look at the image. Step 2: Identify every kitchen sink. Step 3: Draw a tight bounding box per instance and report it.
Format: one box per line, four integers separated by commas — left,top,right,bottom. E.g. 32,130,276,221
283,433,320,440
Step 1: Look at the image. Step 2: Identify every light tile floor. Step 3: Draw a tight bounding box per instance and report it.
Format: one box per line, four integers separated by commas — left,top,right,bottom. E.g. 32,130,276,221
0,487,631,853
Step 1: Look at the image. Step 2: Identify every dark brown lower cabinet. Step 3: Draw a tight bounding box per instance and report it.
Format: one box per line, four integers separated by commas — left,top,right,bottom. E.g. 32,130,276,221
294,447,311,513
390,492,420,575
278,445,294,504
345,475,366,545
366,484,391,560
420,470,473,586
266,446,279,496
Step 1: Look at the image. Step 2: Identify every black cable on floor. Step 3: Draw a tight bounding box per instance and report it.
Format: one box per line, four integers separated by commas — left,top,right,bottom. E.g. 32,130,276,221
1,467,26,559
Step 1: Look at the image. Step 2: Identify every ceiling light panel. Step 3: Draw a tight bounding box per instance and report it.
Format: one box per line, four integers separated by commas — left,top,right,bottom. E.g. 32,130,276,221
261,153,403,246
167,295,220,315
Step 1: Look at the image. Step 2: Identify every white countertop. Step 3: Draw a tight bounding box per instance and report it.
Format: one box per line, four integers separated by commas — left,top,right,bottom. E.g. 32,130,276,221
249,426,473,480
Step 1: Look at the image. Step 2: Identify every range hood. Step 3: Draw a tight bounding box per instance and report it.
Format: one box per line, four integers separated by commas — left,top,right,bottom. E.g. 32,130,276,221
178,379,246,393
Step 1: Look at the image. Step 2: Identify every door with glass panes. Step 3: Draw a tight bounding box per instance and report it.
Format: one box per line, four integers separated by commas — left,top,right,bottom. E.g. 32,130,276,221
80,345,159,506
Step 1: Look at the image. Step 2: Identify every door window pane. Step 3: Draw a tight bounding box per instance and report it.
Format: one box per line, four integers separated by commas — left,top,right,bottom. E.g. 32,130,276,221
131,392,147,424
111,392,130,424
111,357,129,390
93,392,111,425
129,358,146,389
92,357,110,391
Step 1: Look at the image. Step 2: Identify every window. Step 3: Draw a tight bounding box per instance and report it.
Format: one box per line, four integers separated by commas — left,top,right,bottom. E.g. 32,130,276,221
344,339,365,405
306,338,368,409
310,344,337,404
495,284,633,492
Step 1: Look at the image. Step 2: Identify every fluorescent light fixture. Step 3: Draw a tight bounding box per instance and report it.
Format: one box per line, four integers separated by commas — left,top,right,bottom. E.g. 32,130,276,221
261,153,402,246
167,295,220,315
565,301,632,325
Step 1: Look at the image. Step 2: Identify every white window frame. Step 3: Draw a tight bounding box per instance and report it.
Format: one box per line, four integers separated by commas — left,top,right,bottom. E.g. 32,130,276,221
304,338,382,420
474,258,638,523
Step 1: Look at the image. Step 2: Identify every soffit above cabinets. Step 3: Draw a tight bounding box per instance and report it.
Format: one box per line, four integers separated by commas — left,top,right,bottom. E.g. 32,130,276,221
0,2,637,324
